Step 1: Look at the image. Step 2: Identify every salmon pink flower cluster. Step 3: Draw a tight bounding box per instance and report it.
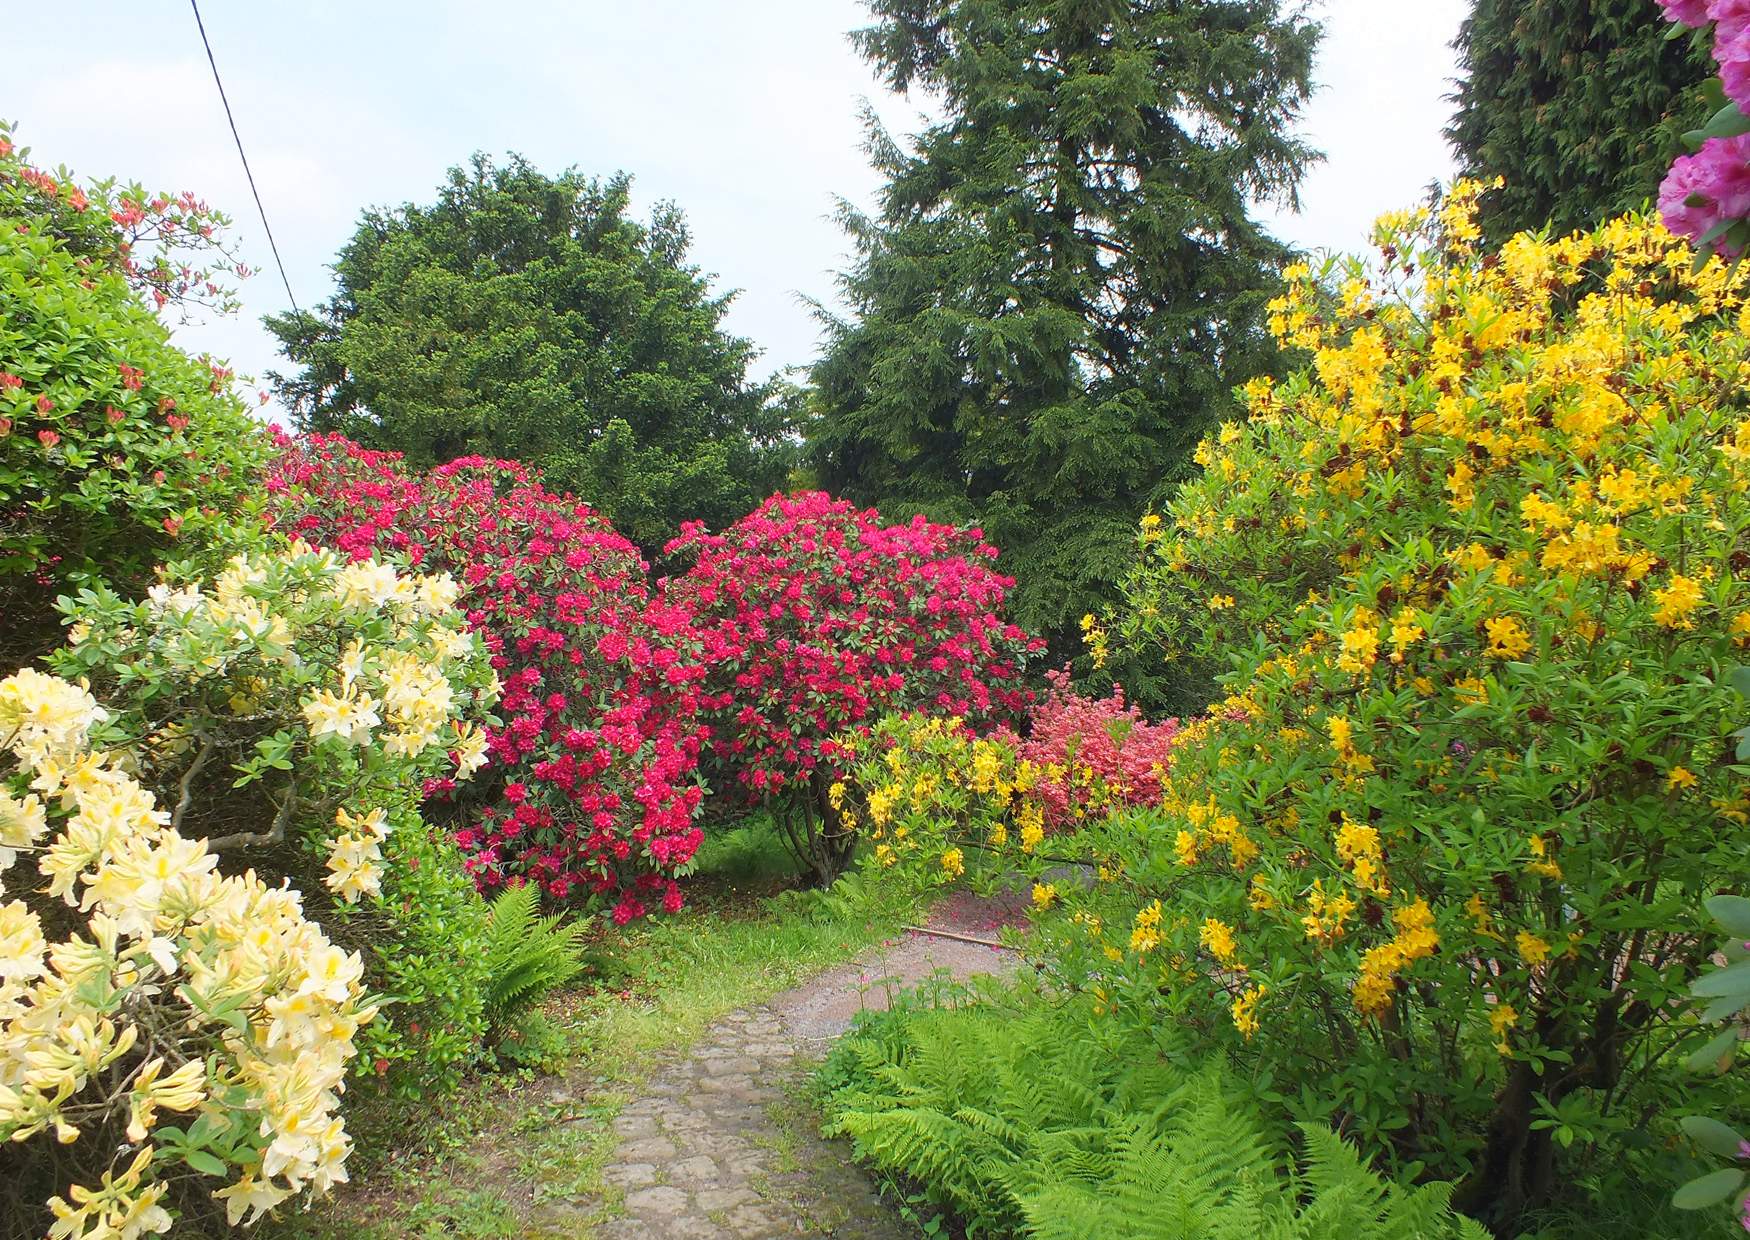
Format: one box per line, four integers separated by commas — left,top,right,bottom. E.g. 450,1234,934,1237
266,434,707,921
1007,667,1180,829
661,491,1041,809
0,121,247,317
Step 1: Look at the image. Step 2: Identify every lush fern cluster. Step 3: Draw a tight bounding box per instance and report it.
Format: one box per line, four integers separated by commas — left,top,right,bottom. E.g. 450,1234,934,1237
480,882,592,1064
820,985,1488,1239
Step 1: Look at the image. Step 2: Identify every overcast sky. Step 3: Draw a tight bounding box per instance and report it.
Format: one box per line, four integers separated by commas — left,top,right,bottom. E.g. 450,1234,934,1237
8,1,1470,418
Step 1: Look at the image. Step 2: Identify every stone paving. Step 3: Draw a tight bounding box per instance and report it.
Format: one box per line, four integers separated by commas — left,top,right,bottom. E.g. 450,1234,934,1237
587,897,1026,1238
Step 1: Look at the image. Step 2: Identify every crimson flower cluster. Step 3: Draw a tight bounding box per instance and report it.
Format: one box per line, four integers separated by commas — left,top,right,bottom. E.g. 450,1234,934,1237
661,491,1041,807
1008,667,1180,828
266,433,706,922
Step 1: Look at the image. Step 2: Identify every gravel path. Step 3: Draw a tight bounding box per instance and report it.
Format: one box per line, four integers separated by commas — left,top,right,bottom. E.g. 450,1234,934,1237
587,894,1026,1239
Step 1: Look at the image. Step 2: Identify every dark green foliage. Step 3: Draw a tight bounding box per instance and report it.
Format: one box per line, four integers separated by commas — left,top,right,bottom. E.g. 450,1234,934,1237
820,984,1488,1238
1447,0,1714,243
480,881,590,1060
808,0,1319,664
266,154,797,550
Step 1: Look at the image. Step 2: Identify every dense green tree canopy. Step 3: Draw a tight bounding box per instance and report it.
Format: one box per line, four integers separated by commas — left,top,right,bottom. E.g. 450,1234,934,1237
266,154,795,550
807,0,1319,663
1447,0,1713,244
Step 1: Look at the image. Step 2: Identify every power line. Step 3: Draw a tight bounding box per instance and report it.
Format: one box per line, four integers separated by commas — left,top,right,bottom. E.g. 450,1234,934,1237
189,0,300,314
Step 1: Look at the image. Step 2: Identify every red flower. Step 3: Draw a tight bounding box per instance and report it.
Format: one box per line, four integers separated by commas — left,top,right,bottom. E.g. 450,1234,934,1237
36,429,59,448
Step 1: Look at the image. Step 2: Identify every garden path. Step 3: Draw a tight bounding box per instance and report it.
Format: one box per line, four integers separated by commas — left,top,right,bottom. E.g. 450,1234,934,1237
571,892,1027,1239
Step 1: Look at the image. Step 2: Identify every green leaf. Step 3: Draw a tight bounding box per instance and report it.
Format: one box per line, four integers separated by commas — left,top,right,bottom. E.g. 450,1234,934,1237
182,1149,228,1176
1681,1116,1747,1158
1710,896,1750,937
1687,1027,1741,1073
1673,1168,1746,1210
1729,665,1750,698
1691,958,1750,998
1683,102,1750,149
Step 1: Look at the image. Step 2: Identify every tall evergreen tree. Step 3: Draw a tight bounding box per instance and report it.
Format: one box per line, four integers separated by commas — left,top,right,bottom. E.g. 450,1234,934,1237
266,154,796,550
808,0,1319,657
1447,0,1713,244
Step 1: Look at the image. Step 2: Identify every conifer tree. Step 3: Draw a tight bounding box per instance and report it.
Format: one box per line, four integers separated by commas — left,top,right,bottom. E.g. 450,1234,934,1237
1447,0,1713,244
809,0,1319,658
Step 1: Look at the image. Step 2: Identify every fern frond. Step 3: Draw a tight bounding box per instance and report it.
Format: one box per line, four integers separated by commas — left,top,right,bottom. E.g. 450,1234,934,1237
480,883,589,1043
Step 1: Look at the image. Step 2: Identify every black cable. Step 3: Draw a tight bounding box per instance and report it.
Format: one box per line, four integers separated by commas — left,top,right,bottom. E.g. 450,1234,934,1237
188,0,301,314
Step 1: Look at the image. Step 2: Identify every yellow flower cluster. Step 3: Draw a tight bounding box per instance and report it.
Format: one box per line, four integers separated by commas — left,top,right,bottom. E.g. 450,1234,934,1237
839,714,1053,885
1352,900,1440,1017
325,806,392,903
0,668,375,1233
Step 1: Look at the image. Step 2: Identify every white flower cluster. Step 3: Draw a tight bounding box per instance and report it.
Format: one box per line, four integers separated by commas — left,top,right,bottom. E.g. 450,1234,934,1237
0,667,376,1237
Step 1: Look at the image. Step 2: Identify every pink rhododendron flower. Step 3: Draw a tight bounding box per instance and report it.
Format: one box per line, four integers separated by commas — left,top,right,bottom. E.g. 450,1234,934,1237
268,433,708,918
662,491,1041,806
1661,0,1711,23
1660,134,1750,253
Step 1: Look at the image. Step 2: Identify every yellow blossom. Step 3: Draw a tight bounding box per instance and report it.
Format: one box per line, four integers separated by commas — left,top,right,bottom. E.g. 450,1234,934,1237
1516,932,1551,965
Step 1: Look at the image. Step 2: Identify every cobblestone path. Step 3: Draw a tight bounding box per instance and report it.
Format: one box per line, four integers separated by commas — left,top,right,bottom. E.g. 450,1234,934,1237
588,895,1025,1238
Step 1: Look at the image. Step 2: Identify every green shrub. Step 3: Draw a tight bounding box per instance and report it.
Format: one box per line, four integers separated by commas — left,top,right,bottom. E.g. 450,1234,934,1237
324,803,492,1094
0,125,270,666
821,983,1486,1239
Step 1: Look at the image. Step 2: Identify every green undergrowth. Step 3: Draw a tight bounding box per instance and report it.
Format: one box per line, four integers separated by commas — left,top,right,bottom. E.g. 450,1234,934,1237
818,977,1491,1240
263,817,915,1240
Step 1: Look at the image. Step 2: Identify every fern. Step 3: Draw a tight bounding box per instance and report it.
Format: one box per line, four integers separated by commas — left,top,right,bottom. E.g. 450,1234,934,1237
480,882,590,1050
820,987,1487,1240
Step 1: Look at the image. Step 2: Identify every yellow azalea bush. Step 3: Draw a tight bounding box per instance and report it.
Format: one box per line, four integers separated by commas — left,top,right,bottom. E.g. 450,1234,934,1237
0,667,374,1237
1054,190,1750,1229
45,540,502,1095
831,714,1045,890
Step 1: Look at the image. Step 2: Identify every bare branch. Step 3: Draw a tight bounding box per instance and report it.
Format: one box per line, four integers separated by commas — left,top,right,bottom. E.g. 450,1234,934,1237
206,787,296,853
170,737,217,830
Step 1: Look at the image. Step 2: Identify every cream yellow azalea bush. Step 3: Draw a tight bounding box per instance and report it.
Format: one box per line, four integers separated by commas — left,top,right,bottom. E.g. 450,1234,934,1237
0,667,373,1237
1051,189,1750,1229
44,540,500,1099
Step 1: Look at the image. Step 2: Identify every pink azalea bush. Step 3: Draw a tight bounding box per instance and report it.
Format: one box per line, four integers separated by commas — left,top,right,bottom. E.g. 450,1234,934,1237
1012,668,1180,829
267,433,707,922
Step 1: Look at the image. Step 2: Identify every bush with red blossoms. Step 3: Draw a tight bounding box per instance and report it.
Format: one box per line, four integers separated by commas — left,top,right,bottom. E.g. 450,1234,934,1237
266,432,708,922
660,491,1041,881
1010,667,1180,830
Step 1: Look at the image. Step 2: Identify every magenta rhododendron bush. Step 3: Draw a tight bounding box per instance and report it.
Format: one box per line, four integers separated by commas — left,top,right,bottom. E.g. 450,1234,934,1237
1010,668,1179,829
662,491,1041,808
267,433,707,921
